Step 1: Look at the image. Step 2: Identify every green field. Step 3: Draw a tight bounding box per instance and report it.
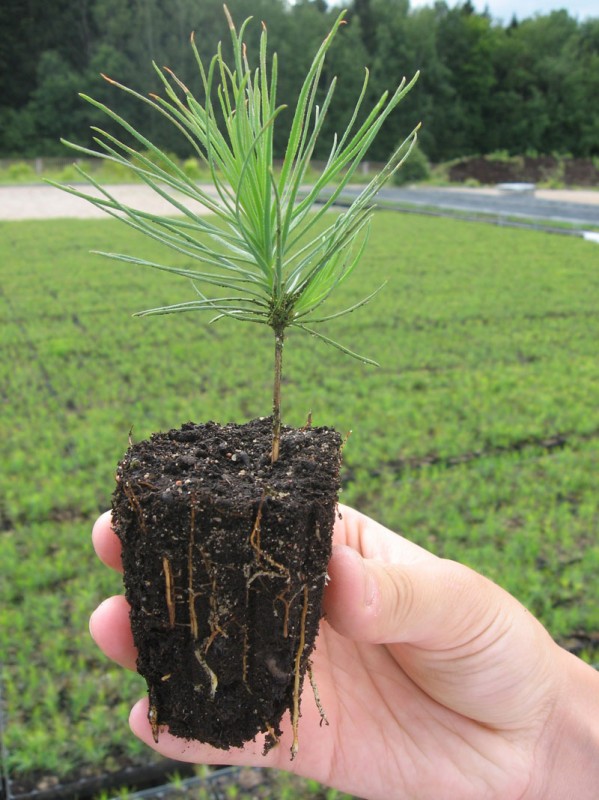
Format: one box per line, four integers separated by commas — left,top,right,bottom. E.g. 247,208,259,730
1,212,598,792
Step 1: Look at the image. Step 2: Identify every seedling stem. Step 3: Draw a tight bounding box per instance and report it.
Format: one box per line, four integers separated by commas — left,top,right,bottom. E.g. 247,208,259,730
272,329,284,463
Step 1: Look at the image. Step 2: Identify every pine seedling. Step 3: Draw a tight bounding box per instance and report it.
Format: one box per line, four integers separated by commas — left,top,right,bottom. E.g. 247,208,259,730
55,7,419,461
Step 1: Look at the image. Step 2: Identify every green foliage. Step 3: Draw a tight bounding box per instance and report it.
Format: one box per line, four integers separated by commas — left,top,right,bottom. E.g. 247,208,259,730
1,213,598,785
392,143,430,185
5,161,36,181
0,158,136,186
183,156,205,180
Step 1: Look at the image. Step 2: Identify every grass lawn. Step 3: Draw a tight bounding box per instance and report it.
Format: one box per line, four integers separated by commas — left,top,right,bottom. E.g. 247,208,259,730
1,211,598,792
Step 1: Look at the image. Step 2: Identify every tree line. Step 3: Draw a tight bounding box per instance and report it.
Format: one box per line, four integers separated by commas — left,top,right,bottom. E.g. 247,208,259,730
1,0,597,163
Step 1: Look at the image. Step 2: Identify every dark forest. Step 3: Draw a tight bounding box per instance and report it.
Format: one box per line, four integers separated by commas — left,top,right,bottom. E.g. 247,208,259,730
1,0,597,162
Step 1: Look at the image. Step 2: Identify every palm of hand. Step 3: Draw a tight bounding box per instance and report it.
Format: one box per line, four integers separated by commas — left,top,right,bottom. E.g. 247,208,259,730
92,506,556,800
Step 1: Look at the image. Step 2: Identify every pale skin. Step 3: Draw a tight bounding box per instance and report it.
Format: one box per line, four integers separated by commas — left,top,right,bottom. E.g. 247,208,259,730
90,505,599,800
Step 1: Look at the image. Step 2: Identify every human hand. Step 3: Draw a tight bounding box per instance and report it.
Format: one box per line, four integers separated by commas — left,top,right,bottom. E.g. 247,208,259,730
90,504,599,799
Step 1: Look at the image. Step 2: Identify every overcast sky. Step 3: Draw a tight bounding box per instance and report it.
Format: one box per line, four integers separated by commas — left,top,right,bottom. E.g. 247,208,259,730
409,0,596,23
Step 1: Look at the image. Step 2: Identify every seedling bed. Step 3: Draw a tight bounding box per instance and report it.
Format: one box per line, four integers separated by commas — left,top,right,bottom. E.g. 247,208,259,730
0,757,197,800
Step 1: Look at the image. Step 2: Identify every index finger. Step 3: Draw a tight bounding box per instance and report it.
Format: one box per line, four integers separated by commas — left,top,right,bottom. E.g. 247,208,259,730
92,510,123,573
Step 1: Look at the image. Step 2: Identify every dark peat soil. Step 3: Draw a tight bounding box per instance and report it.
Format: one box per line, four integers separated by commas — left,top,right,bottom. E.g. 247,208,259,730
112,417,342,755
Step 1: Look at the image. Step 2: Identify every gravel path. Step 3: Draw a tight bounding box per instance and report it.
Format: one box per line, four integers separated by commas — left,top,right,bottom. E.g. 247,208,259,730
0,183,218,221
0,182,597,223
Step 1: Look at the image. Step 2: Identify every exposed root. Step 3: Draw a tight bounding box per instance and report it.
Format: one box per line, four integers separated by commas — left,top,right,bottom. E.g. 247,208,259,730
138,479,160,491
242,623,250,689
246,568,286,588
123,482,146,532
148,687,160,743
194,647,219,699
249,496,289,576
162,556,176,629
263,721,280,755
300,410,313,430
291,583,309,760
148,704,160,743
308,663,328,727
249,493,265,553
199,543,229,651
275,589,290,638
341,429,352,452
314,520,321,542
204,625,228,654
188,507,199,640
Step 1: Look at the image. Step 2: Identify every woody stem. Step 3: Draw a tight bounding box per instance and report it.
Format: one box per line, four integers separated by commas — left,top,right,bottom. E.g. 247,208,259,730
271,328,284,464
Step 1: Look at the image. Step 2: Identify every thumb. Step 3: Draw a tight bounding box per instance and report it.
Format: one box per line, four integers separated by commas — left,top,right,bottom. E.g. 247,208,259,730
324,543,514,650
323,544,560,729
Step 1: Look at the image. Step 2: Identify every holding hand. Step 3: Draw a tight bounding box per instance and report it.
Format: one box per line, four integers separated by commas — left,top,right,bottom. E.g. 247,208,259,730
90,505,599,800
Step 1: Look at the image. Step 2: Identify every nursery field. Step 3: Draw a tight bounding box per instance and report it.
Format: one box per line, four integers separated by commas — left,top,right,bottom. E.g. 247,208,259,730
1,211,599,795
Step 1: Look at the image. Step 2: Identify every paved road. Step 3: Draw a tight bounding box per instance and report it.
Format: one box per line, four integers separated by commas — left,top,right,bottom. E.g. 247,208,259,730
332,185,599,228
